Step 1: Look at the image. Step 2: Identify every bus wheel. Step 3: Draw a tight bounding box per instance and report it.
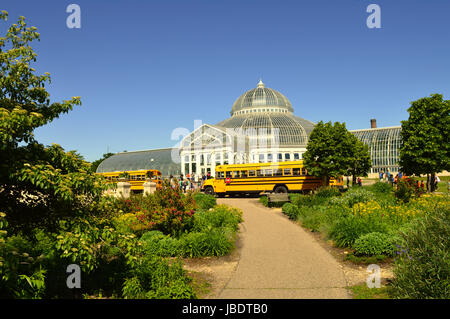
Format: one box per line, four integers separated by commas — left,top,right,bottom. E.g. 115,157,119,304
204,186,214,196
274,185,288,193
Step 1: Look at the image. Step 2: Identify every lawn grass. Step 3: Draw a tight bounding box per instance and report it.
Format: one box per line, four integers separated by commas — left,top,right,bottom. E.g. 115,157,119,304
348,283,391,299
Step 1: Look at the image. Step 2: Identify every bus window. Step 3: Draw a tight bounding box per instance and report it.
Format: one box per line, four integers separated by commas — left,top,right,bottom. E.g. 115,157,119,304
256,169,264,177
131,175,136,180
274,169,283,176
249,170,256,177
216,171,224,179
293,168,301,176
264,169,272,177
226,171,232,178
241,170,248,178
301,168,307,175
233,171,240,178
284,168,292,176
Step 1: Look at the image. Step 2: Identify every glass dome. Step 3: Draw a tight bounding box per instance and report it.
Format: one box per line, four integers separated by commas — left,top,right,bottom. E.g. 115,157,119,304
230,80,294,116
215,80,316,147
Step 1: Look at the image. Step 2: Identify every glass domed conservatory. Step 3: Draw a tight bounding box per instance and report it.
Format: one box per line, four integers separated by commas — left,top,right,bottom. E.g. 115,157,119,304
97,80,403,178
179,80,317,177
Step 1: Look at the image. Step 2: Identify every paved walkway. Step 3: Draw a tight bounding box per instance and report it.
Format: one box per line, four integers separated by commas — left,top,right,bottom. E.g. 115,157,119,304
217,198,350,299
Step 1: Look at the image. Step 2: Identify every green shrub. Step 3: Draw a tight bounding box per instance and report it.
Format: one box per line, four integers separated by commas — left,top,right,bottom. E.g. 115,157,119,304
282,203,300,220
314,186,341,199
394,179,415,203
301,212,324,232
180,229,234,257
193,193,216,211
290,194,313,207
328,215,389,248
259,196,268,207
330,187,374,208
140,205,242,258
353,232,401,256
370,182,393,194
140,231,183,257
122,255,196,299
390,207,450,299
193,205,242,233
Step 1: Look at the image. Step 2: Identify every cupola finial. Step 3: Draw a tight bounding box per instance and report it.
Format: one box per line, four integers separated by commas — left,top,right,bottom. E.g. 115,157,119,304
257,78,265,88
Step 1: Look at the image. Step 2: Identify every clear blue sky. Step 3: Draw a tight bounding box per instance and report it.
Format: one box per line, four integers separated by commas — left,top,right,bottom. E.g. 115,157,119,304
2,0,450,161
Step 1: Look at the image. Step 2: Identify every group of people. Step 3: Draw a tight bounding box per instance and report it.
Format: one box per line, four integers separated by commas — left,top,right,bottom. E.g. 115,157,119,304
379,170,441,191
168,172,212,193
379,170,401,185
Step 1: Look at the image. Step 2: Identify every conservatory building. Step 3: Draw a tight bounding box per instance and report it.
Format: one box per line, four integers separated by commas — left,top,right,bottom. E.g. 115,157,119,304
97,80,404,178
178,80,316,177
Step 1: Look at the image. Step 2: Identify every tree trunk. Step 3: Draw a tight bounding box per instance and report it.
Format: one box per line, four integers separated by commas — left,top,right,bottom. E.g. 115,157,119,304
322,175,329,187
430,172,436,192
426,174,430,193
352,175,357,185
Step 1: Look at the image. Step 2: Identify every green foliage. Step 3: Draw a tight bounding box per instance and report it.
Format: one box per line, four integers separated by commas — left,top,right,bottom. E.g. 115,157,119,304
140,231,183,257
353,232,400,257
193,204,242,233
328,215,389,248
282,203,300,220
181,229,234,258
399,94,450,186
259,196,268,207
369,182,393,194
115,185,196,237
303,121,362,184
390,206,450,299
314,186,342,199
0,213,47,298
349,283,391,299
139,205,242,258
394,178,418,203
330,187,374,208
193,193,216,211
0,13,102,234
347,134,372,179
122,255,196,299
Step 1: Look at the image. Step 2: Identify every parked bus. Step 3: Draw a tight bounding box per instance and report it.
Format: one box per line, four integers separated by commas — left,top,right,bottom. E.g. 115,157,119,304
201,161,343,197
98,169,162,192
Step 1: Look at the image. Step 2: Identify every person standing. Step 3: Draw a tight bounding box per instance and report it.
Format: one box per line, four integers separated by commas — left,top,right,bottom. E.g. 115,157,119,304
379,171,384,182
435,175,440,191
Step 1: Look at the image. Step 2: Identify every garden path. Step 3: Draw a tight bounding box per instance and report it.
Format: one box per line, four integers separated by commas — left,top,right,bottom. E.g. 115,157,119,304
216,198,351,299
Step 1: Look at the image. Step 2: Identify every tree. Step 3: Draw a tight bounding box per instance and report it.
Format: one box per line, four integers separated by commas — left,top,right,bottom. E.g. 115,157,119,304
347,133,372,185
303,121,356,186
90,152,115,173
399,94,450,192
0,12,107,233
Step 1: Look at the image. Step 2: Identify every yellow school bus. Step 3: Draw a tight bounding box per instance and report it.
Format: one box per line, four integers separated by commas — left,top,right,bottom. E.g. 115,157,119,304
98,169,162,192
201,161,343,197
